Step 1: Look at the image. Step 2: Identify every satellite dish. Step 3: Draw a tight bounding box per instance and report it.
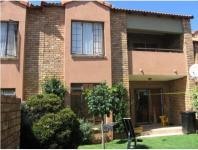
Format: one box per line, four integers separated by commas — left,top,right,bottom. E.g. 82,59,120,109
189,64,198,79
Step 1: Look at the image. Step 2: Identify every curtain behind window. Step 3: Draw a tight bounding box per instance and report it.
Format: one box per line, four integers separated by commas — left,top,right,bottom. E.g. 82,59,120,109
7,23,17,56
0,23,7,57
72,22,82,54
83,23,93,55
0,22,17,57
93,23,103,55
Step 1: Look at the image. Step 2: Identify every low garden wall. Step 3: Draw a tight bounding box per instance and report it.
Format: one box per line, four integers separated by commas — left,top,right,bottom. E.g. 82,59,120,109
1,96,21,149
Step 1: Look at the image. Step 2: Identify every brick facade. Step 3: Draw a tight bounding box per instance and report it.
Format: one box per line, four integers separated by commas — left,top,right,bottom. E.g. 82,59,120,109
110,11,130,114
1,96,21,149
182,19,195,111
24,7,65,99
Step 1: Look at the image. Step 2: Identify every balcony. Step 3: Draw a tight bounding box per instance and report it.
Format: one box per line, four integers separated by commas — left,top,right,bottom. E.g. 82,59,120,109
128,50,187,81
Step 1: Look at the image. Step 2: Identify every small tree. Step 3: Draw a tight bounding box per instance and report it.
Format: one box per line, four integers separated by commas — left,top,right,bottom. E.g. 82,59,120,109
84,82,111,149
192,86,198,112
42,77,66,100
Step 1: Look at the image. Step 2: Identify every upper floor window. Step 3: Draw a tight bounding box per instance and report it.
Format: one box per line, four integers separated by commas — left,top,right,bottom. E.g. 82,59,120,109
71,21,104,56
0,22,18,58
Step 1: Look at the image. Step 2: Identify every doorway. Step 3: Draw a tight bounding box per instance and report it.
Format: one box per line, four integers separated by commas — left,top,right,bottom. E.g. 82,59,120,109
135,88,163,124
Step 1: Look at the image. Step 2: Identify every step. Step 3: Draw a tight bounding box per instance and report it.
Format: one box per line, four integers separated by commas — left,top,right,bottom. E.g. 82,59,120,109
139,132,183,138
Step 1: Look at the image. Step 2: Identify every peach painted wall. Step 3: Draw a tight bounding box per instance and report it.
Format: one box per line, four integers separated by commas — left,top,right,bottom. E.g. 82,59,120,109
64,2,112,88
0,1,26,99
128,51,187,76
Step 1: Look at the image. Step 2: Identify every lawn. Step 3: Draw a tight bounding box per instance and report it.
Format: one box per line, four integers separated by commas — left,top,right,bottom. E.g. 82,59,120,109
79,134,198,149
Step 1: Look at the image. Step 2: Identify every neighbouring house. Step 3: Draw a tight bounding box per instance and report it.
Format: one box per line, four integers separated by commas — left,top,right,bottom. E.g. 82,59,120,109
0,1,196,125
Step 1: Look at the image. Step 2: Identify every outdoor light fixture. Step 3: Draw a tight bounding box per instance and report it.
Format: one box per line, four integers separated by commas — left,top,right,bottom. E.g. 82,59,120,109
173,69,178,74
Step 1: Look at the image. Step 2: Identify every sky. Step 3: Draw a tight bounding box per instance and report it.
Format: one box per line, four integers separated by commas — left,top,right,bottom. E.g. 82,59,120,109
30,1,198,31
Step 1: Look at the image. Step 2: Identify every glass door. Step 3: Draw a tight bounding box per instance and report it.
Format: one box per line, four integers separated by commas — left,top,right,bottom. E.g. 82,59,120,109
135,89,150,123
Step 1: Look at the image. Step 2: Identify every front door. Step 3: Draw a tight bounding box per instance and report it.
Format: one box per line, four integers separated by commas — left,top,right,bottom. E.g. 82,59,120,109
135,89,149,123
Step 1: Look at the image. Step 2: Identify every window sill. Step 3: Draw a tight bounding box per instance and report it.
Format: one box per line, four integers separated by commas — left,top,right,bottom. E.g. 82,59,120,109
0,57,18,61
71,54,106,59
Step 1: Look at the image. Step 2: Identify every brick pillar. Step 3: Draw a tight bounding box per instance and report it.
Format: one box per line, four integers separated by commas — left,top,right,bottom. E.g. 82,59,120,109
182,19,195,111
111,11,130,116
24,8,65,100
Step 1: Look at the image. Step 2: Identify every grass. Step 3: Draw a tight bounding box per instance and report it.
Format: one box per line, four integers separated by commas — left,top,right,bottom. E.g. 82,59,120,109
79,134,198,149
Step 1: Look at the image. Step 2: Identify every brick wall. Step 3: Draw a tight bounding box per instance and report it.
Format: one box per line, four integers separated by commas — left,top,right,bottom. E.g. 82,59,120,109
111,11,130,114
182,19,195,110
1,96,21,149
24,7,65,99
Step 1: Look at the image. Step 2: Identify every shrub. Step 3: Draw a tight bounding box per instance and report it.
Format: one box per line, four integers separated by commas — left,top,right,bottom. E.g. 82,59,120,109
20,103,41,148
25,94,63,121
192,86,198,112
32,108,82,149
79,119,93,144
110,83,128,133
42,77,66,99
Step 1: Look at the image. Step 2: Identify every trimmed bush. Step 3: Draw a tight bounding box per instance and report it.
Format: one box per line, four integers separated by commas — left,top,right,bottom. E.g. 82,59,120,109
25,94,63,121
42,77,66,99
33,108,82,149
192,86,198,112
79,119,93,144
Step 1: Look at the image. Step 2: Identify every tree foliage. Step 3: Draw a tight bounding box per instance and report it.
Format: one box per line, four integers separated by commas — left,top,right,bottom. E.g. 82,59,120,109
42,77,66,99
84,83,112,119
21,94,82,149
25,94,63,122
84,82,128,133
110,83,128,133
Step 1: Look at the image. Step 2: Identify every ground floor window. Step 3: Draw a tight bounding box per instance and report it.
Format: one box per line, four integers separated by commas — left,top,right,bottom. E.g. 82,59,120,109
0,88,16,96
70,83,101,123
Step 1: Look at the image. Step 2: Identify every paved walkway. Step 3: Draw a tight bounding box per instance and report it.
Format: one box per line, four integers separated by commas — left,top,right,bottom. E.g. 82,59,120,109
139,124,183,138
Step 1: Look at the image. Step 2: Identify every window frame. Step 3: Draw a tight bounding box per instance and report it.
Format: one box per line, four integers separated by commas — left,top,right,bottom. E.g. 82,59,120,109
0,21,19,58
71,20,105,57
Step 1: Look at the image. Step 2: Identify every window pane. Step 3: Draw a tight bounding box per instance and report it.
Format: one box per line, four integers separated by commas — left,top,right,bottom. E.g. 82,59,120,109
72,22,82,54
0,88,16,96
0,22,7,57
7,23,17,56
83,23,93,55
93,23,103,55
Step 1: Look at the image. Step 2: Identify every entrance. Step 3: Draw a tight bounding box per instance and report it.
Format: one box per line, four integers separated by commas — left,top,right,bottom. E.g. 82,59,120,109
135,88,163,124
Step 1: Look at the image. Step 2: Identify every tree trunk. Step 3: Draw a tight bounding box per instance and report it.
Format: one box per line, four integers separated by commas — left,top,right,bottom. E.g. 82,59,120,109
101,119,105,149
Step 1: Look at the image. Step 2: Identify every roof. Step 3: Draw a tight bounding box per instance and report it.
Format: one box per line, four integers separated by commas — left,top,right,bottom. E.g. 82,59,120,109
29,1,112,8
28,1,193,19
111,7,193,19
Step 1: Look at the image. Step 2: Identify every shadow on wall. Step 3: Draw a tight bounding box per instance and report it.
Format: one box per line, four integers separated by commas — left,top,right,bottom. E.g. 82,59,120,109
168,77,187,125
23,7,64,100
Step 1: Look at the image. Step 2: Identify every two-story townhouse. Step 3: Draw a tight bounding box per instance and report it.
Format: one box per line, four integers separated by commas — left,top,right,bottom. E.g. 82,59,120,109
0,1,196,125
